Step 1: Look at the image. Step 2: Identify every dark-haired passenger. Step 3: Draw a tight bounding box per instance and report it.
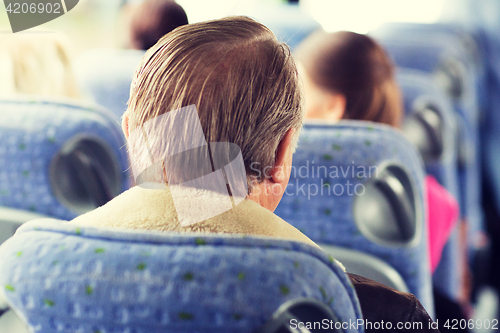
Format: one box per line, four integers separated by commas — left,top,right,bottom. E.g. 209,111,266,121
296,30,459,274
296,30,466,331
128,0,188,50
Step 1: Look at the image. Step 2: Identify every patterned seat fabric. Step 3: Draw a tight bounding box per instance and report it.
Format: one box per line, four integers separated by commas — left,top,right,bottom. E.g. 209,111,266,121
229,2,321,50
440,0,500,218
396,68,464,300
274,121,434,314
0,220,363,333
372,23,484,243
371,22,482,123
397,68,460,196
0,98,129,220
372,22,487,117
373,25,484,300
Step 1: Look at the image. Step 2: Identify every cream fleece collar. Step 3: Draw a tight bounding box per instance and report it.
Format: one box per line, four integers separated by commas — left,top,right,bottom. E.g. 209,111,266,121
69,186,318,248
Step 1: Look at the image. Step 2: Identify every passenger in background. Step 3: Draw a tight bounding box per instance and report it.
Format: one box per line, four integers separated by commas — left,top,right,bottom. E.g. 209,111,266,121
0,33,79,98
74,0,187,118
128,0,188,50
67,17,437,332
297,31,401,127
296,30,465,331
296,30,459,275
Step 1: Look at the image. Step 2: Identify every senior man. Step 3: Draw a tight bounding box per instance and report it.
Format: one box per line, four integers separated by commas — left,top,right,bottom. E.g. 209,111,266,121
69,17,314,246
71,16,437,332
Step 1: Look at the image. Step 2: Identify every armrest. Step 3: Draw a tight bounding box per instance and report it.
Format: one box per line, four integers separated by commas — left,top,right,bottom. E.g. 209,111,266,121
320,244,410,293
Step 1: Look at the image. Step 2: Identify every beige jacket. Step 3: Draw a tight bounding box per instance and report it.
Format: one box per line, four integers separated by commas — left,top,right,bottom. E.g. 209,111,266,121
69,185,318,248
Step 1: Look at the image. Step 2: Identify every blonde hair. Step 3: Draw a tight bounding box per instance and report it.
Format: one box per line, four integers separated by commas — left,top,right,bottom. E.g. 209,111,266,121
0,33,79,99
126,16,303,191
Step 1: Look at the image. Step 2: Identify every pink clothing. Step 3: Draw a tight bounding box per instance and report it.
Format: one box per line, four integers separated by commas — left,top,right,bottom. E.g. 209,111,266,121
425,175,460,273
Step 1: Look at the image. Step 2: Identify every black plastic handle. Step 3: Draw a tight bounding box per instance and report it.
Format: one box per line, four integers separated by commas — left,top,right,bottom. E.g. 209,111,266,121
66,146,114,208
374,170,416,241
402,105,444,163
259,298,343,333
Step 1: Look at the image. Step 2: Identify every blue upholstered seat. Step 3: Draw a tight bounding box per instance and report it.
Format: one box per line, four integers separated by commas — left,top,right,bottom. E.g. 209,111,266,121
396,68,463,301
274,121,434,315
229,2,321,50
0,219,364,333
371,22,483,123
372,23,484,239
440,0,500,219
373,24,485,300
0,98,129,221
372,22,487,113
74,49,145,119
397,68,459,196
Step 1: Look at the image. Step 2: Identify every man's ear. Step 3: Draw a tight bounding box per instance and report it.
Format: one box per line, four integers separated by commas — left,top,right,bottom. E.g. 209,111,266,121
325,92,347,121
271,128,296,183
122,112,130,139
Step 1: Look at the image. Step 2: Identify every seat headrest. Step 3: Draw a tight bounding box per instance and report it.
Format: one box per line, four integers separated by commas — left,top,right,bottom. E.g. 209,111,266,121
74,49,145,119
274,120,432,312
374,33,470,101
0,98,129,219
280,120,425,248
0,220,363,333
397,68,459,168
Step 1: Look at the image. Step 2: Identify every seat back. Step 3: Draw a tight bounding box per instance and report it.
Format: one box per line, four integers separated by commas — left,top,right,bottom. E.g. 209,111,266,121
230,2,321,50
0,98,129,221
74,49,145,119
274,121,433,314
397,68,460,199
373,25,485,297
397,68,464,300
372,22,487,111
321,245,409,294
372,24,483,232
440,0,500,218
371,23,481,130
0,220,364,333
